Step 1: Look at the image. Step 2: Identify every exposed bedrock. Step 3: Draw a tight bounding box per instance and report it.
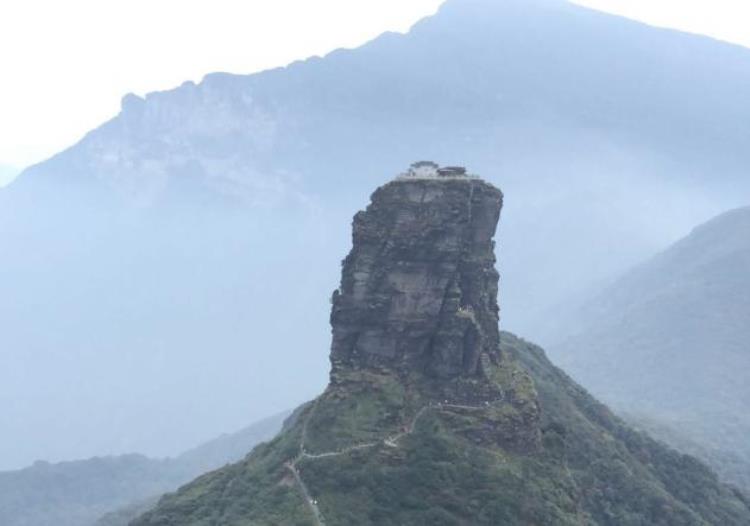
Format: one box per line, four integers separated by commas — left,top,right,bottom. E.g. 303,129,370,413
329,172,504,384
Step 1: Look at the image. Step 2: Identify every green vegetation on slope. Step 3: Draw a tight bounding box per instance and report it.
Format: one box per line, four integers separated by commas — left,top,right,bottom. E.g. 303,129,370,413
132,334,750,526
132,414,315,526
547,206,750,490
623,413,750,494
506,333,750,525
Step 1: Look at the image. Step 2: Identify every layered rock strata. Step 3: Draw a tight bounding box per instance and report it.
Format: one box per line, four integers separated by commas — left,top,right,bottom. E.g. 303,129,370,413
330,174,504,389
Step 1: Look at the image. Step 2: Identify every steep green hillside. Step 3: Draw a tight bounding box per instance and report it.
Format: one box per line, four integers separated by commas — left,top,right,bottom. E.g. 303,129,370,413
94,497,160,526
624,414,750,493
507,334,750,524
133,174,749,525
547,206,750,489
133,334,750,526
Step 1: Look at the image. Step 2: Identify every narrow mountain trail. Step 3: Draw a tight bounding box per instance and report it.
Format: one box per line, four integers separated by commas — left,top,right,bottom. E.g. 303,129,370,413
288,398,501,525
285,461,326,526
287,400,327,526
383,404,435,448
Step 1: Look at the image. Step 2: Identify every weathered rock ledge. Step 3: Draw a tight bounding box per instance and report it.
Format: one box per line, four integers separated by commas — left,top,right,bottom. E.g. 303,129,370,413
329,167,504,390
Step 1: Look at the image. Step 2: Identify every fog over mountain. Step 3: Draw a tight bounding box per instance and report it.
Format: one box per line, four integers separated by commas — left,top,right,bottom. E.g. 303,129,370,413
546,206,750,489
0,164,19,186
2,0,750,469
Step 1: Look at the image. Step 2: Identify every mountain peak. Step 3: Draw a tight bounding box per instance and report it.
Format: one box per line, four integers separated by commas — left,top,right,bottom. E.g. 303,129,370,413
330,167,504,397
435,0,570,19
131,173,750,526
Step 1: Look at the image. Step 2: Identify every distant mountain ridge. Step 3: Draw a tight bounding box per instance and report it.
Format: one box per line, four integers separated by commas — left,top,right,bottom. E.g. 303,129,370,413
3,0,750,468
0,412,287,526
0,164,19,186
547,206,750,490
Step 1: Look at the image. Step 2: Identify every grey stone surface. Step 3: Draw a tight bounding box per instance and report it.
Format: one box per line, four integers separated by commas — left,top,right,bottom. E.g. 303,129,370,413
329,173,504,382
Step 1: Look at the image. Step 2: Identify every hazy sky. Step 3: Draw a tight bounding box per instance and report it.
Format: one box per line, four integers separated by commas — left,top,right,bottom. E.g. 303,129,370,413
1,0,749,185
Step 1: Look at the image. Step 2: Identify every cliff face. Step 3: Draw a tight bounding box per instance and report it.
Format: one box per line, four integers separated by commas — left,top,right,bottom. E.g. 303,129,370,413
132,170,750,526
330,177,503,385
316,172,539,457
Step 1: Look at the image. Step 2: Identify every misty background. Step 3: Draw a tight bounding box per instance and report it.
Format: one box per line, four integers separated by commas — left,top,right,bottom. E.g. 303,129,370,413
1,0,749,480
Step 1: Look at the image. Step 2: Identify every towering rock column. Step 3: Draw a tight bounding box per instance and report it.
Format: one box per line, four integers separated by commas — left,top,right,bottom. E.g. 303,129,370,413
330,165,504,382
